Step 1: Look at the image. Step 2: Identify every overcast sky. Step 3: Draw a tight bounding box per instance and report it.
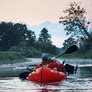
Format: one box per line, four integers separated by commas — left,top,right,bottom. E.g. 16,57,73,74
0,0,92,47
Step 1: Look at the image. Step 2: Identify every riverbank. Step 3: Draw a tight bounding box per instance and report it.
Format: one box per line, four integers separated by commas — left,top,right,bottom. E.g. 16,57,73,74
0,51,27,65
0,51,55,64
62,50,92,59
0,50,92,65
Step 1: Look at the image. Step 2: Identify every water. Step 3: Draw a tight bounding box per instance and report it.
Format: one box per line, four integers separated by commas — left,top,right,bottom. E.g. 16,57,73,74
0,58,92,92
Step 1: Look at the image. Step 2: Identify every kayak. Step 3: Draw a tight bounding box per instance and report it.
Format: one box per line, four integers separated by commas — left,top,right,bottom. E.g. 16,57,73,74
19,45,78,81
28,67,67,83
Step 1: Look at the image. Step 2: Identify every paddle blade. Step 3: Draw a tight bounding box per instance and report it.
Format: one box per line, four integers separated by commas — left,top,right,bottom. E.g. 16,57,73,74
65,45,78,54
56,45,78,58
19,67,34,79
19,72,30,79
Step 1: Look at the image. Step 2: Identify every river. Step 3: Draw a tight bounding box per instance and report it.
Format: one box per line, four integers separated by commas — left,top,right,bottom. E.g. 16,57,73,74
0,58,92,92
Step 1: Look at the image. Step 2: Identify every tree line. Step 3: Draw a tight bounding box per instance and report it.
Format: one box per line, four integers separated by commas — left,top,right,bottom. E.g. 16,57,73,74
0,22,59,57
0,2,92,58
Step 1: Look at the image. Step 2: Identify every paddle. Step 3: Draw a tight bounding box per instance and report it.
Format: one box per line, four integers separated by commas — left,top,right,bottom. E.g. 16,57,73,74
56,45,78,58
19,45,78,79
19,67,34,79
19,72,31,79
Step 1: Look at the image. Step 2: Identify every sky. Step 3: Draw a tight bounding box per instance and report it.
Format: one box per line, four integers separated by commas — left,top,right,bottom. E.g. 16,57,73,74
0,0,92,47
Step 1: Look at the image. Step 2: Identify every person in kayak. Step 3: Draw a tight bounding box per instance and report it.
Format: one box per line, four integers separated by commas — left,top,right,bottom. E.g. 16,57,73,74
35,53,64,72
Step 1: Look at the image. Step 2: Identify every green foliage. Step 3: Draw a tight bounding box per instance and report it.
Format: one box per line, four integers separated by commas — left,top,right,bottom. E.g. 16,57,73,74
59,2,91,39
62,37,77,50
10,43,59,57
62,50,92,59
0,21,59,58
0,22,36,51
44,43,59,55
0,51,26,64
38,28,51,43
34,42,59,55
21,47,43,57
9,46,43,58
83,50,92,59
60,2,92,58
78,37,90,53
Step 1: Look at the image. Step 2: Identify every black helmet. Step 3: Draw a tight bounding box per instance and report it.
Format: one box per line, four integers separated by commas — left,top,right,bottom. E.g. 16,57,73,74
42,53,48,61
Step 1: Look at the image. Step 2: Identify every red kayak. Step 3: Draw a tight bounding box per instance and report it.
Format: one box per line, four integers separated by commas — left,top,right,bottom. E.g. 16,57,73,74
28,67,67,83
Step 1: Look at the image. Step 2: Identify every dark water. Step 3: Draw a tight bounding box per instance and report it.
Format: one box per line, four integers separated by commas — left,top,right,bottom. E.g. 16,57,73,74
0,58,92,92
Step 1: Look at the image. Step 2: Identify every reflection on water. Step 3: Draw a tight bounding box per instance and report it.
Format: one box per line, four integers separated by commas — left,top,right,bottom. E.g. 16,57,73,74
0,58,92,92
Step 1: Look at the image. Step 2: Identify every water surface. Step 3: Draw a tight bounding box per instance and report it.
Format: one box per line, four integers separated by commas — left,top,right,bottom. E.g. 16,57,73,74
0,58,92,92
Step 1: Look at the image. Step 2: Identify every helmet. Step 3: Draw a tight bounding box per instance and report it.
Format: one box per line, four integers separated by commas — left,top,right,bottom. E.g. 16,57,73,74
41,53,48,61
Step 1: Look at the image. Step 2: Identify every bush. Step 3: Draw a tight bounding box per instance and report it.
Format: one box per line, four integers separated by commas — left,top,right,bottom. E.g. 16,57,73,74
21,47,43,57
62,49,92,59
0,51,26,64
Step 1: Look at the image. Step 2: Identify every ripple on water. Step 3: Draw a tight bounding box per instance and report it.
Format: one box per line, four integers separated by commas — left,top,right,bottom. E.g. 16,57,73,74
0,77,92,92
0,58,92,92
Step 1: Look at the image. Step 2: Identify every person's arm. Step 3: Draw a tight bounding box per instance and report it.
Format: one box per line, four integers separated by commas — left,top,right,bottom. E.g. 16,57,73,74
49,59,64,71
49,60,58,68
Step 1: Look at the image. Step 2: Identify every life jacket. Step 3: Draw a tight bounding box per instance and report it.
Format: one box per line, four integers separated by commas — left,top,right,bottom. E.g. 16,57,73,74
42,64,49,67
40,59,53,67
35,62,49,70
40,62,49,67
35,59,64,72
41,59,59,69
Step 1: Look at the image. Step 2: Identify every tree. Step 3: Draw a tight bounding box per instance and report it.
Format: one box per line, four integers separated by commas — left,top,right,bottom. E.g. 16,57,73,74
77,37,90,52
0,22,36,51
25,30,36,47
13,23,36,47
0,22,14,50
62,37,77,50
38,28,51,43
59,2,91,39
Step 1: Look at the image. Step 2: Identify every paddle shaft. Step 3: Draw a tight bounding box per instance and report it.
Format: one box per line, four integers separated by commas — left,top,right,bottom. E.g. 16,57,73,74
56,53,65,58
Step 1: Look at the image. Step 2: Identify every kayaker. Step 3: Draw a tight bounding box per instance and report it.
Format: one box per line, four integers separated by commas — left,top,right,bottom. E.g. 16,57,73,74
35,53,64,72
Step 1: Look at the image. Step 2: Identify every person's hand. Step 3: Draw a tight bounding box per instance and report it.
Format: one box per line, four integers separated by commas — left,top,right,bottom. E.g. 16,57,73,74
52,57,56,60
53,67,57,71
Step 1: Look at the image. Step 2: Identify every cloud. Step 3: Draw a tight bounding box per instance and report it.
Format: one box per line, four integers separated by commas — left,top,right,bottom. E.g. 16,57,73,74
27,21,66,35
27,21,67,47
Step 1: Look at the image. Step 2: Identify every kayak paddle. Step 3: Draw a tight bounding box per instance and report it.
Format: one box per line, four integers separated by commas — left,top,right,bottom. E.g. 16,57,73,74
19,45,78,79
56,45,78,58
19,67,34,79
19,72,31,79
